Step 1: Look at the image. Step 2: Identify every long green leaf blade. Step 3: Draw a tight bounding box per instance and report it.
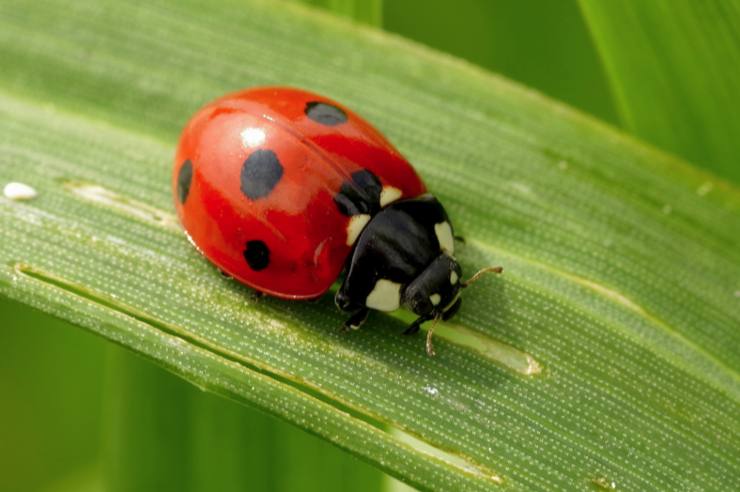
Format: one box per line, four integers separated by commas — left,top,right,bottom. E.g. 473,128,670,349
289,0,382,25
1,1,738,490
579,0,740,182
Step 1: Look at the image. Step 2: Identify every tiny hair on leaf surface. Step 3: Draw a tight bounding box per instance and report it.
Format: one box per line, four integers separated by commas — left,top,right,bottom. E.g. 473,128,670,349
1,1,739,491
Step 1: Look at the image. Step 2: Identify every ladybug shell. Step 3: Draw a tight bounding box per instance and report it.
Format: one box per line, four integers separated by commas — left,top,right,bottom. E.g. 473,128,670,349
173,87,426,299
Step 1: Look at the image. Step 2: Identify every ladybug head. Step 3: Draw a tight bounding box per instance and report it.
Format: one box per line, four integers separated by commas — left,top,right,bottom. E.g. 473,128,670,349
402,255,464,320
402,256,504,322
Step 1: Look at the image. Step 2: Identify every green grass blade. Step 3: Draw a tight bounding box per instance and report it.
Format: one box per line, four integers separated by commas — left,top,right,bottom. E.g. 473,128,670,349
579,0,740,183
290,0,382,25
103,349,192,492
0,1,739,490
384,0,618,123
1,299,107,492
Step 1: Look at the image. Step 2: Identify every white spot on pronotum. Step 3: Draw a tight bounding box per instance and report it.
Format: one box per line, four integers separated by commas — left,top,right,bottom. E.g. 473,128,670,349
240,127,266,147
429,293,441,306
365,278,401,311
346,214,370,245
434,221,454,254
3,182,37,201
696,181,713,196
450,271,459,285
379,186,402,207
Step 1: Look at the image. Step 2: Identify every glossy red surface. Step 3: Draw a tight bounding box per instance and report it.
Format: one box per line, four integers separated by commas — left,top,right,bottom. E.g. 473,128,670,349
173,87,426,299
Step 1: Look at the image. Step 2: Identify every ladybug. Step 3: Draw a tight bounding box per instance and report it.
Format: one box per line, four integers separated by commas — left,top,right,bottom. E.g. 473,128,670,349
173,87,500,355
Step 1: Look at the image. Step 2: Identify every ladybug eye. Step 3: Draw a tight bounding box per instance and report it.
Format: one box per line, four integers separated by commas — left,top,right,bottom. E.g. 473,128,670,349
305,101,347,126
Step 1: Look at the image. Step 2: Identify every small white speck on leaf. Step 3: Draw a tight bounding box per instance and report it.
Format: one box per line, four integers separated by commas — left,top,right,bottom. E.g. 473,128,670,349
696,181,713,196
423,385,439,397
3,182,38,201
592,476,617,490
662,204,672,215
557,160,569,170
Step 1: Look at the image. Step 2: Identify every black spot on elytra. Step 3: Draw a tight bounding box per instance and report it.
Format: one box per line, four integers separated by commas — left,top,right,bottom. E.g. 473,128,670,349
177,160,193,204
240,149,284,200
305,101,347,126
244,240,270,271
334,169,382,216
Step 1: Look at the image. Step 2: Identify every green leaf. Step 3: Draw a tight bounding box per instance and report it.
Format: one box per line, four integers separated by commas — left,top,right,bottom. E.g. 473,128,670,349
103,349,192,492
384,0,619,124
0,1,738,490
289,0,382,25
0,298,107,492
102,346,384,492
579,0,740,183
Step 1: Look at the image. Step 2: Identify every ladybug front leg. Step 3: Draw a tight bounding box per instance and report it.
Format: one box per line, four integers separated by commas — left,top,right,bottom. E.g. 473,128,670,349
342,308,370,331
402,313,433,335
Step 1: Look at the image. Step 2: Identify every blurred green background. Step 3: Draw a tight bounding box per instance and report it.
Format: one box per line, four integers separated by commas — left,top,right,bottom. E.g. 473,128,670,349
3,0,736,491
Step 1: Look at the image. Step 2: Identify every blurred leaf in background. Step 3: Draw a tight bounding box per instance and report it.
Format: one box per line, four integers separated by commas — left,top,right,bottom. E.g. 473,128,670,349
384,0,618,123
580,0,740,183
0,299,106,492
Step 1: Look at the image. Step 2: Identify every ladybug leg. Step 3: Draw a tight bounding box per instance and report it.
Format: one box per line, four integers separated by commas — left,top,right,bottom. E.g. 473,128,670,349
249,290,264,302
342,308,369,332
402,314,433,335
454,235,466,244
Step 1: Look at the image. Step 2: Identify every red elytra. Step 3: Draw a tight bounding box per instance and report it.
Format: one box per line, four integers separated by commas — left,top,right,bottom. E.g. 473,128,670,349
173,87,426,299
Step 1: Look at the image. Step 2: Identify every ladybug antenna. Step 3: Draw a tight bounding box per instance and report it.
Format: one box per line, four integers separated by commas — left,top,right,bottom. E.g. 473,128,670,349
426,316,442,357
461,266,503,288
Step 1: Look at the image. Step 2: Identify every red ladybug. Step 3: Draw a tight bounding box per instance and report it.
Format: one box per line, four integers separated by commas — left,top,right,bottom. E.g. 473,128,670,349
173,87,500,355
